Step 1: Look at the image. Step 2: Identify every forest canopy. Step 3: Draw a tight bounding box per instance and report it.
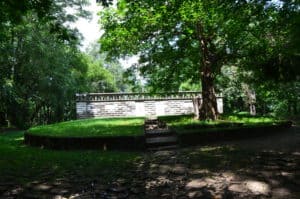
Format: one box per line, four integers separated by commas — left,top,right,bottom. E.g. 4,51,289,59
0,0,125,129
99,0,300,120
0,0,299,128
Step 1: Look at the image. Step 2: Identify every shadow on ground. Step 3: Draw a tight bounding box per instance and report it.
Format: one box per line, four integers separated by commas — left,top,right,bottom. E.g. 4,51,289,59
0,127,299,199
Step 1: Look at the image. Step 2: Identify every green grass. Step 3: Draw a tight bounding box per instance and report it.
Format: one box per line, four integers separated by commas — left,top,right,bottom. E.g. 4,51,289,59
27,117,145,137
225,115,276,124
158,114,281,134
159,114,278,126
0,131,141,185
158,114,222,126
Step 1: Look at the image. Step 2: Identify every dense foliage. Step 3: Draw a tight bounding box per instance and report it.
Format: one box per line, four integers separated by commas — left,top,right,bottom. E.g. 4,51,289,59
0,0,124,129
99,0,299,119
1,0,299,128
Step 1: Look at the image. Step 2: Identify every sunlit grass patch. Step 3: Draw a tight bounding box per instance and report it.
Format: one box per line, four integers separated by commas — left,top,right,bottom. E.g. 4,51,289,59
158,114,282,134
158,114,222,126
159,114,278,126
226,115,276,124
27,117,145,137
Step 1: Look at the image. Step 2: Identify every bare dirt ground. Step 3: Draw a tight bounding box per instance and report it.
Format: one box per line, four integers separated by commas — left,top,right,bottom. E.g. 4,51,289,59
220,125,300,153
124,126,300,199
122,126,300,199
83,125,300,199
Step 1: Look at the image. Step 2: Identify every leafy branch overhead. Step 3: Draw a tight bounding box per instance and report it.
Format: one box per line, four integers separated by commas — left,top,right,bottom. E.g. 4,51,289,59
99,0,299,120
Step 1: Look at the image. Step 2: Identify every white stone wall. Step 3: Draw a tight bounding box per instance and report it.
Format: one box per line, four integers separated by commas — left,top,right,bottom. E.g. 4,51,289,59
76,99,223,119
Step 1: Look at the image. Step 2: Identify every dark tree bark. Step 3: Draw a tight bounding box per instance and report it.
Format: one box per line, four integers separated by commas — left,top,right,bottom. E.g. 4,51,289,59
0,112,7,126
293,101,298,115
196,22,219,120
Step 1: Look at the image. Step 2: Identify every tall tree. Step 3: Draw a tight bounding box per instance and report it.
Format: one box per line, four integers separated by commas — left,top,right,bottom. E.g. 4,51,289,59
0,0,91,128
0,17,88,128
100,0,278,120
0,0,91,41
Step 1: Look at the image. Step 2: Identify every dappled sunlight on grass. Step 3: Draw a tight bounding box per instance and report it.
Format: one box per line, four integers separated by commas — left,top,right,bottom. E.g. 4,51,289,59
159,114,223,126
227,115,276,124
158,114,284,135
14,137,24,142
159,114,278,127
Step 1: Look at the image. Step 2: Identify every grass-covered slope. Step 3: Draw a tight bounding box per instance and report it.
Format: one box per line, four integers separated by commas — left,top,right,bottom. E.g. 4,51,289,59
158,114,285,134
27,117,145,137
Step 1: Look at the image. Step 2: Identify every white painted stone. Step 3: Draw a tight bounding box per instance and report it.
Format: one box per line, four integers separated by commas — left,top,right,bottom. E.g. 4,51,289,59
135,102,145,116
217,97,223,113
76,96,223,118
155,101,166,116
76,102,87,113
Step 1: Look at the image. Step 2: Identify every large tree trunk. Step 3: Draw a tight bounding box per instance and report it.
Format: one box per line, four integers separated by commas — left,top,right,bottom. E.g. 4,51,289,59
242,84,256,116
199,67,218,120
196,22,218,120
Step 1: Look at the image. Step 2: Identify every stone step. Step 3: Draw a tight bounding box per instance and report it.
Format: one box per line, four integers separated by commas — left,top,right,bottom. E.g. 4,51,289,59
144,119,178,151
145,129,172,135
146,142,178,150
144,124,167,129
145,119,167,127
144,119,159,124
148,144,178,151
145,133,176,139
145,136,177,144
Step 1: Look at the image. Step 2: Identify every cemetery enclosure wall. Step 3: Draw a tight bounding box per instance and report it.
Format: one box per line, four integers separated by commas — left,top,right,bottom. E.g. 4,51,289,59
76,92,223,119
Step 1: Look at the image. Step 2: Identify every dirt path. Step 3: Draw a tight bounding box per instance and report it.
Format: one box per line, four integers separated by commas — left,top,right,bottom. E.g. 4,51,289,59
81,126,299,199
122,126,300,199
218,126,300,153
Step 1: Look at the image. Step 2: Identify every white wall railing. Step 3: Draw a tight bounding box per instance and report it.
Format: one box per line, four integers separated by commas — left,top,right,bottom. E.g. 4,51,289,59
76,91,211,102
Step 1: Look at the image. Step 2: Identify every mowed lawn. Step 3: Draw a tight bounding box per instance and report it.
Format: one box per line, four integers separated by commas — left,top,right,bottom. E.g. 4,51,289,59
158,114,282,134
27,117,145,137
159,114,278,126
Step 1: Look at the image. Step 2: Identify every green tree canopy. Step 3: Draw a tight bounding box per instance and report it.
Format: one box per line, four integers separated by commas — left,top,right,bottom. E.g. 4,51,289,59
0,1,92,128
100,0,297,120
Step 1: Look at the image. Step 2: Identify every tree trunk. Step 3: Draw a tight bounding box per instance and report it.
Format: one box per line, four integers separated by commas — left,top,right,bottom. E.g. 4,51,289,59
196,22,218,120
248,89,256,116
0,112,7,126
199,70,218,120
293,100,298,115
249,104,256,116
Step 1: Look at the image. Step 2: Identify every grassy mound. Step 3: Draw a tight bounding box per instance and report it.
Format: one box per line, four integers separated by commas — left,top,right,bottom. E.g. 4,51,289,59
158,114,285,134
27,117,145,137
